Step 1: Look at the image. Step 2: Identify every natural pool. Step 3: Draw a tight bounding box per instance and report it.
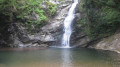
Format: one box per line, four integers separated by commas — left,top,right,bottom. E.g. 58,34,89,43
0,47,120,67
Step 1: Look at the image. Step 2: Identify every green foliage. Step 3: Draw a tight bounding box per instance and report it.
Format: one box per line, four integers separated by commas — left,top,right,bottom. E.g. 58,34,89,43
35,8,47,22
16,0,48,25
107,0,115,6
46,1,57,15
102,6,120,24
79,0,120,40
0,0,57,27
79,0,86,12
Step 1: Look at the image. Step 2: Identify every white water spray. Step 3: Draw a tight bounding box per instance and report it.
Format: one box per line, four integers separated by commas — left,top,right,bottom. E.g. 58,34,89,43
62,0,78,48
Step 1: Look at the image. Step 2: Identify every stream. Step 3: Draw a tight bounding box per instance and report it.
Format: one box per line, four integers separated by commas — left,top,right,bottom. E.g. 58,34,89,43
0,48,120,67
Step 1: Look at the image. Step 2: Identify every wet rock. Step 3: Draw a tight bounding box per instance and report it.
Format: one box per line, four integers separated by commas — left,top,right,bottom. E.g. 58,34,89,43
49,0,60,4
71,31,90,47
41,4,71,33
7,23,27,47
27,12,40,21
39,44,48,47
41,35,55,42
0,40,7,47
75,13,81,21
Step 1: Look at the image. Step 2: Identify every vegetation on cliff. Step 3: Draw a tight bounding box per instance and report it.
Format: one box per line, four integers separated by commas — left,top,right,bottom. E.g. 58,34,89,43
79,0,120,40
0,0,57,26
0,0,58,47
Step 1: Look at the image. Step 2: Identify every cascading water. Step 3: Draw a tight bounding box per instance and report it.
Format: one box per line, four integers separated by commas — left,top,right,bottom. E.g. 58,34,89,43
62,0,78,48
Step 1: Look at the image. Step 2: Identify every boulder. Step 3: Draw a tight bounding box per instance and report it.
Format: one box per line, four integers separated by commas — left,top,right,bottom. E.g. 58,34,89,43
93,33,120,53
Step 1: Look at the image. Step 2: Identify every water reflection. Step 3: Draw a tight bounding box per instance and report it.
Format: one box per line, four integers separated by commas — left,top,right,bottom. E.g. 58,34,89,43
61,49,72,67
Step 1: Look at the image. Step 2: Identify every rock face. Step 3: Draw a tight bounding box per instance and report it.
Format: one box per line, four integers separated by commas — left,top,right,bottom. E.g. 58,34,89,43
0,0,88,48
93,31,120,53
40,2,72,46
0,0,74,48
22,0,84,47
70,22,90,47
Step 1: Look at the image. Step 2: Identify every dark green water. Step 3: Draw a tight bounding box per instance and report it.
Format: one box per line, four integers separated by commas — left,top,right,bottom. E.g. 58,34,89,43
0,48,120,67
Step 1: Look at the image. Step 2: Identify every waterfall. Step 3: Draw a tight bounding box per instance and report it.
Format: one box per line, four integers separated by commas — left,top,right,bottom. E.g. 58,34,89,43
62,0,78,48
